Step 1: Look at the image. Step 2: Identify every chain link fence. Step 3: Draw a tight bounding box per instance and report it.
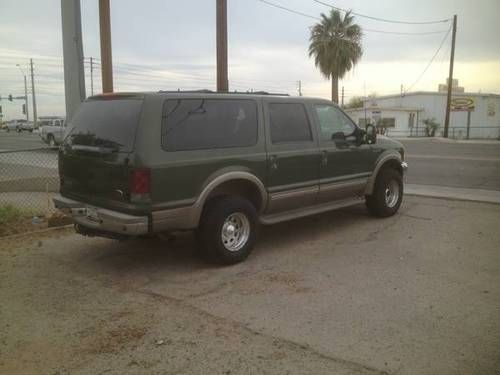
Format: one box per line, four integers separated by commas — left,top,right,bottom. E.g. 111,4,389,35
0,147,59,215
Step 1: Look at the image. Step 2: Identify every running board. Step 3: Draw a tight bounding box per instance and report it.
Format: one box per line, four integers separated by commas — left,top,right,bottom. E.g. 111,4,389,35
259,197,364,225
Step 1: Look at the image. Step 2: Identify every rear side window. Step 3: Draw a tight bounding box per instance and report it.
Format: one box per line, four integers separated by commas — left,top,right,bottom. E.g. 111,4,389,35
269,103,312,143
162,99,258,151
66,99,143,152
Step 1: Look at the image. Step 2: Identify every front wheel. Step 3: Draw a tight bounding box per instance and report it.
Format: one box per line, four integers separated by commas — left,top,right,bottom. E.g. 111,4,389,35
365,168,403,217
197,196,258,265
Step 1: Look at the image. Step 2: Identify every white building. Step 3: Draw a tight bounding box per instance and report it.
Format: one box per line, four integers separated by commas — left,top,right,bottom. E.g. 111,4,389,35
345,91,500,139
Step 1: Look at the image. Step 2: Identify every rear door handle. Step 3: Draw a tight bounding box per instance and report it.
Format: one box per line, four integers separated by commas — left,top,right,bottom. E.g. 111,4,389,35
321,151,328,166
270,155,278,170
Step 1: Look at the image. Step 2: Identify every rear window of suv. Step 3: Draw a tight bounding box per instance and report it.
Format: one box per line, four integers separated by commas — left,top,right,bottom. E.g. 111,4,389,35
162,99,258,151
65,98,143,152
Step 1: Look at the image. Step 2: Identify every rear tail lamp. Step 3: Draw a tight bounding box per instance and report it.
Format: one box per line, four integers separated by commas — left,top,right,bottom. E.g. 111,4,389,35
130,168,151,201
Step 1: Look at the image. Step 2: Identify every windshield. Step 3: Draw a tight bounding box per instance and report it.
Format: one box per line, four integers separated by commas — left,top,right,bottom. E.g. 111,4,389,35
64,98,143,152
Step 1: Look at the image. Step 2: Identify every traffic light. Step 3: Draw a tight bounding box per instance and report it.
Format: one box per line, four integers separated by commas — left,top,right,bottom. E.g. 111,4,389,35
22,104,26,114
8,94,13,102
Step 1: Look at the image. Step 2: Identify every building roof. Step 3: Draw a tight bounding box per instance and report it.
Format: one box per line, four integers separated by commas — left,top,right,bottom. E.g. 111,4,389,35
364,91,500,101
345,106,424,113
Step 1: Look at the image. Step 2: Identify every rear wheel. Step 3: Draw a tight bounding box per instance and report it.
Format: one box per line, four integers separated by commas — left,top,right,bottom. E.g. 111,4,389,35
366,168,403,217
47,134,55,147
197,196,258,265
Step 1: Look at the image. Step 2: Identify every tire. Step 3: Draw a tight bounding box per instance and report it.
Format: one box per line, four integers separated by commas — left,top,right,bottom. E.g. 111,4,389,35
197,196,258,265
365,168,403,218
48,135,55,147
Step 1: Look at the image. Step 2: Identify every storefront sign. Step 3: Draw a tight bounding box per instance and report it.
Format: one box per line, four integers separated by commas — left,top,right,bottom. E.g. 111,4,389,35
451,97,475,112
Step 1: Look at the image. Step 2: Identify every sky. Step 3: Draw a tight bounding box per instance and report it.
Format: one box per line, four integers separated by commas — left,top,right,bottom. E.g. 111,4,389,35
0,0,499,120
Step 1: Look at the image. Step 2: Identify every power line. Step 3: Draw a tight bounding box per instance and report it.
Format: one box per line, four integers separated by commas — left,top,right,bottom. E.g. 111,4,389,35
257,0,318,20
313,0,451,25
404,26,452,93
256,0,449,35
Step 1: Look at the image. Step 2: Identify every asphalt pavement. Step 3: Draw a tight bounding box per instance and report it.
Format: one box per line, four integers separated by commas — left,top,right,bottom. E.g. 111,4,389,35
400,138,500,191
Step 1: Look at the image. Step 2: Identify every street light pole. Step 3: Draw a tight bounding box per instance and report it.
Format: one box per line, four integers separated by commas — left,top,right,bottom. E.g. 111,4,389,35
16,64,29,122
30,58,38,127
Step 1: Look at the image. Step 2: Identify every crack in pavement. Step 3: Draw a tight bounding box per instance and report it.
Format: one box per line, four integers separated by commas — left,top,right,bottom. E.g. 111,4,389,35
133,287,391,375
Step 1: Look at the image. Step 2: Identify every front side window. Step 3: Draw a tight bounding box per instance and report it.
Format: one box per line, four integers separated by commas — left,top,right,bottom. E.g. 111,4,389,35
314,104,356,141
269,103,312,143
162,99,258,151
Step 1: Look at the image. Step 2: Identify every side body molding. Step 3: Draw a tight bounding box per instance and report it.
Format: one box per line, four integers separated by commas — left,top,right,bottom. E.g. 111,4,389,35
364,151,403,196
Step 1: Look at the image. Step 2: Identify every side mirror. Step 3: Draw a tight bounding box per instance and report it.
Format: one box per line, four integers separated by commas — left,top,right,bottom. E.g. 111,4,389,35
365,124,377,144
331,132,346,141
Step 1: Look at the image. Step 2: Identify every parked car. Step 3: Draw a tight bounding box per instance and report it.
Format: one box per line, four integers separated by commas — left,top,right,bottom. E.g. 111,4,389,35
39,116,66,146
5,119,32,132
54,91,407,264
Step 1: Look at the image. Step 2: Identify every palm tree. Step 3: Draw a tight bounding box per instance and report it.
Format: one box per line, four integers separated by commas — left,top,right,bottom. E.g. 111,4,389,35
309,10,363,103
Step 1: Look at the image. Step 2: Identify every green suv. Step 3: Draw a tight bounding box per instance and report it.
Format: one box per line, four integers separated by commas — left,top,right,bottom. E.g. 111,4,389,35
54,91,407,264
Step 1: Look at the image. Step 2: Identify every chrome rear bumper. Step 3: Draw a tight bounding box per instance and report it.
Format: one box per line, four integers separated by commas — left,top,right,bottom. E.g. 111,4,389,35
53,195,148,236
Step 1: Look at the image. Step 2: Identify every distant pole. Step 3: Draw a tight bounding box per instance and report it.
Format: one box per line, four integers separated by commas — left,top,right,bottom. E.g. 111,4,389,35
99,0,113,93
443,14,457,138
466,110,471,140
23,75,29,122
400,84,403,97
298,80,302,96
216,0,228,92
16,64,29,122
30,58,37,127
90,57,94,96
341,86,344,107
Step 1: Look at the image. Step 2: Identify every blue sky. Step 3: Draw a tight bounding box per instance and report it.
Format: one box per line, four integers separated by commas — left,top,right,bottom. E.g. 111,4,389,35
0,0,499,120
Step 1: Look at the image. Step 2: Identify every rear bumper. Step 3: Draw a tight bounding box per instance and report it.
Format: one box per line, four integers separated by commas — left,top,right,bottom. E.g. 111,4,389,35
53,195,149,236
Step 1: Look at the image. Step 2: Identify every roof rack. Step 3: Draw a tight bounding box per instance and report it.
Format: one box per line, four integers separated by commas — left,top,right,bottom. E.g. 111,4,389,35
158,89,289,96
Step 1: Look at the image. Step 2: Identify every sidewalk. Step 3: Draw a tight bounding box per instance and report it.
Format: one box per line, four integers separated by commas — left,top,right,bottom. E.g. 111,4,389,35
406,183,500,205
395,137,500,145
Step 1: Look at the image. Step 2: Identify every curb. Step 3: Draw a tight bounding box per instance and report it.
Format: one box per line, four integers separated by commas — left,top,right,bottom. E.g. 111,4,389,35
405,184,500,205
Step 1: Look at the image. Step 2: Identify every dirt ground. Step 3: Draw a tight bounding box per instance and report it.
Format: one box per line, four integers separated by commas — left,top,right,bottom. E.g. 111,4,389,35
0,196,499,375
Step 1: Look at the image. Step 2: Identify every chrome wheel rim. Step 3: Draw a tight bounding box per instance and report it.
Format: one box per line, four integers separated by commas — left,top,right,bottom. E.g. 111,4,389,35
221,212,250,252
385,180,400,208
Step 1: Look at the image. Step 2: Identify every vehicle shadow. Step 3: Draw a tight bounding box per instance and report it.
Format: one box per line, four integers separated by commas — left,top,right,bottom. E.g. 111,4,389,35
81,202,386,276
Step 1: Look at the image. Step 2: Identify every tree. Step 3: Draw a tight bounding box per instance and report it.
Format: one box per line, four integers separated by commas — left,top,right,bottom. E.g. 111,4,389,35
309,10,363,103
344,96,364,109
423,118,440,137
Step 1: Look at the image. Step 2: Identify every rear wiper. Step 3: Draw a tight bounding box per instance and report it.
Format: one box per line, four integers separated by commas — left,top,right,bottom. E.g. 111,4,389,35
70,145,118,154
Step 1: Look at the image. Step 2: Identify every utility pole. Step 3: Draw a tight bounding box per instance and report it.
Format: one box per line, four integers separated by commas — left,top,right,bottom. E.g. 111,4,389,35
16,64,29,122
297,80,302,96
216,0,228,92
341,86,344,107
443,14,457,138
99,0,113,93
30,59,37,127
90,57,94,96
61,0,86,121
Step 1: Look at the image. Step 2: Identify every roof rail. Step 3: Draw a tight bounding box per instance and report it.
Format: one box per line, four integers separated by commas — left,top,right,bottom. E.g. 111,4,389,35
158,89,289,96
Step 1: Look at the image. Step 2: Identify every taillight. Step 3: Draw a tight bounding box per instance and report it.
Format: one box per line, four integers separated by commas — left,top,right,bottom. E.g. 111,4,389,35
130,168,151,201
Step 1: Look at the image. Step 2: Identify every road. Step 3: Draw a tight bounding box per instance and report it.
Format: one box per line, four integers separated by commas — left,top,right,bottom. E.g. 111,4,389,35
0,130,48,151
401,138,500,191
1,196,499,374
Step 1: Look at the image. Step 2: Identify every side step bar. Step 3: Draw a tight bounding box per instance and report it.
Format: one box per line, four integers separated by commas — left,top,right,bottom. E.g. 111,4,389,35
260,197,364,225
